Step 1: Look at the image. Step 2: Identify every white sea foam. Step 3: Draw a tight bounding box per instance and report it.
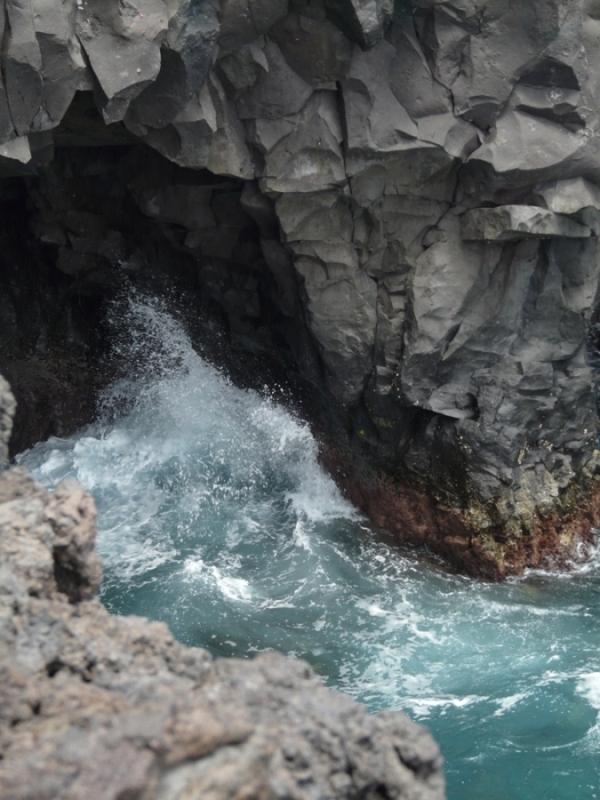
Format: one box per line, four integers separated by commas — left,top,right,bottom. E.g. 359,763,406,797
358,601,388,618
213,570,253,603
493,692,530,717
183,557,253,602
38,446,71,477
406,695,488,719
292,520,313,552
17,290,600,795
576,672,600,710
520,534,600,581
105,536,177,580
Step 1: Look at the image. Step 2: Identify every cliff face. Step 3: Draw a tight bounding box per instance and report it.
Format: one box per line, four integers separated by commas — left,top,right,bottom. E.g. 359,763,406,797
0,379,444,800
1,0,600,575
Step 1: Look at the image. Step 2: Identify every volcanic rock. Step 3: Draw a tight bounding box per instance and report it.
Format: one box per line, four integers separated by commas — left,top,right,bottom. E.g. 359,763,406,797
461,206,592,242
1,0,600,576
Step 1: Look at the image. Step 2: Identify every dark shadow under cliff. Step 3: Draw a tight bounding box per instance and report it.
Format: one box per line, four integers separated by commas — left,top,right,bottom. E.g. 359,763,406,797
0,95,321,455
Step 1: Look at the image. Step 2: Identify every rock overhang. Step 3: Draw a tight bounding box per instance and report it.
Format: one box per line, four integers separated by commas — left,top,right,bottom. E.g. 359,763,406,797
1,0,600,576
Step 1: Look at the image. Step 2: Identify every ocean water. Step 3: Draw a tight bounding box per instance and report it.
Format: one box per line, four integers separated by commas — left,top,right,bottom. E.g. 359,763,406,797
19,294,600,800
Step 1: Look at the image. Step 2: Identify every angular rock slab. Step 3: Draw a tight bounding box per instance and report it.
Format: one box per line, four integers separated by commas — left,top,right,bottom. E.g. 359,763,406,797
461,205,592,242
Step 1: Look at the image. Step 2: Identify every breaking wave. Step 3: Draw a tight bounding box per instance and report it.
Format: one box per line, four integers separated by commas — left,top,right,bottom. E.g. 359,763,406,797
19,292,600,800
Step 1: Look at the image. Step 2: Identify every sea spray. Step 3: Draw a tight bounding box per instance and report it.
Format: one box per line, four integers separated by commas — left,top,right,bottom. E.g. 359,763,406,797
20,292,600,800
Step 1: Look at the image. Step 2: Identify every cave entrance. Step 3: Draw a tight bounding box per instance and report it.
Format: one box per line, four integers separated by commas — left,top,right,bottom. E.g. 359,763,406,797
0,92,297,454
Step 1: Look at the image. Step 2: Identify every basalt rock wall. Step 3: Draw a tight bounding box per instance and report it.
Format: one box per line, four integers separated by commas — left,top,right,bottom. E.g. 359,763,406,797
2,0,600,575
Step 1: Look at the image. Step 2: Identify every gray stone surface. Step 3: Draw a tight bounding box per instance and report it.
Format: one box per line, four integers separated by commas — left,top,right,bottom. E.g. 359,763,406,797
0,466,444,800
535,177,600,215
325,0,393,47
461,206,592,242
1,0,600,551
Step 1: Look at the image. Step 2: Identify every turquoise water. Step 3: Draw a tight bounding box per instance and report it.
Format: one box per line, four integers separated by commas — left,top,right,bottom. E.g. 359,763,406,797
19,296,600,800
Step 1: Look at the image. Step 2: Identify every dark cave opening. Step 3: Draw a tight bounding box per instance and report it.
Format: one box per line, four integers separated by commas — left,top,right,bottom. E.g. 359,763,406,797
0,93,308,456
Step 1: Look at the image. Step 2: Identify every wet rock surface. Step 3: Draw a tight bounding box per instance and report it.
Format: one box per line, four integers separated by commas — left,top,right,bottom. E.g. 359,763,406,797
0,381,444,800
1,0,600,574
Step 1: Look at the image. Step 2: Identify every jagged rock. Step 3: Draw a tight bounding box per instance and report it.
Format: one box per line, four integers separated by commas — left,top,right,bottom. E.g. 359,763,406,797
534,177,600,215
469,110,588,179
270,8,353,87
126,0,220,131
342,39,419,152
255,91,347,193
0,136,32,171
4,0,43,135
77,0,168,124
1,0,600,577
138,73,255,177
461,205,592,241
0,374,14,466
218,0,288,52
324,0,393,48
31,0,88,130
0,465,444,800
235,40,313,121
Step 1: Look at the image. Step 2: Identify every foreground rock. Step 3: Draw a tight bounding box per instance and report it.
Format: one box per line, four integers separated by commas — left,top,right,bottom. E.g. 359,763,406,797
0,375,13,467
0,385,443,800
1,0,600,576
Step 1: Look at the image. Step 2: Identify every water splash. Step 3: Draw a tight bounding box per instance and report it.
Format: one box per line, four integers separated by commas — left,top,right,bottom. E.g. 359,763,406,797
19,291,600,800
